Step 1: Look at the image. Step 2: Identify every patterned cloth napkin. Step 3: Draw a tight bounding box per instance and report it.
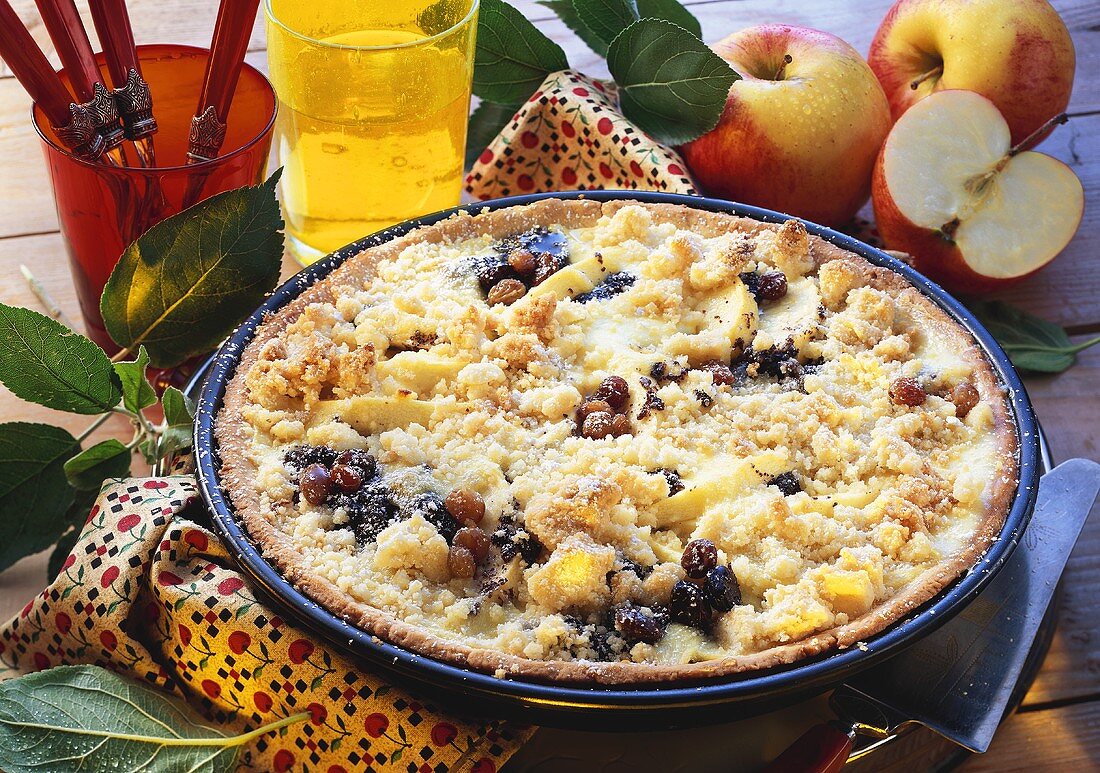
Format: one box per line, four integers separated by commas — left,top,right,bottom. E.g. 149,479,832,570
0,477,530,772
465,70,699,200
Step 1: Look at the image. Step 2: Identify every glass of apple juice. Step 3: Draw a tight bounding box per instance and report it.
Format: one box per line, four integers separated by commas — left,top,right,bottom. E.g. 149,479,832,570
265,0,479,265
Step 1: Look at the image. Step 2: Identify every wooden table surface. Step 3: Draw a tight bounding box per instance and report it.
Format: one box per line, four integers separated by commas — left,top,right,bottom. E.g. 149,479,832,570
0,1,1097,769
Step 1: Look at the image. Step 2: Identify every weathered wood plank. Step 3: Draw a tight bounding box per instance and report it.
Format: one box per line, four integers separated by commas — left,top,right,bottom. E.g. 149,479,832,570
1018,341,1100,707
960,700,1100,771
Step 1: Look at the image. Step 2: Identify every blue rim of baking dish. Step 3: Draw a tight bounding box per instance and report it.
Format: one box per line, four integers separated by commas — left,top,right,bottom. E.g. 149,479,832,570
194,190,1041,719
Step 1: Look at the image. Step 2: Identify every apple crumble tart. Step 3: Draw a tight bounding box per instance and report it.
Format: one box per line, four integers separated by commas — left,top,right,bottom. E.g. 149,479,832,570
216,199,1017,683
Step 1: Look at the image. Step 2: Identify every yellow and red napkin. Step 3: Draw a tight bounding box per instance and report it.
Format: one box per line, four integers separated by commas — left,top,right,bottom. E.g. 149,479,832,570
465,70,699,200
0,477,531,772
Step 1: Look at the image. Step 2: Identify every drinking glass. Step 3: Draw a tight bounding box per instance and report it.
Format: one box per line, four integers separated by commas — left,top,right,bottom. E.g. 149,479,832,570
265,0,479,265
34,44,276,353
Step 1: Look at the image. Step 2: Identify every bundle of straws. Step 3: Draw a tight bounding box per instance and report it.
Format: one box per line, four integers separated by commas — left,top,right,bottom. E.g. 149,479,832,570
0,0,261,168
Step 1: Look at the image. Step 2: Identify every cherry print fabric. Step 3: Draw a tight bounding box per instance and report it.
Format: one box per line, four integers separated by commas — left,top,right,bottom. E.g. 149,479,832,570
465,70,699,200
0,477,530,771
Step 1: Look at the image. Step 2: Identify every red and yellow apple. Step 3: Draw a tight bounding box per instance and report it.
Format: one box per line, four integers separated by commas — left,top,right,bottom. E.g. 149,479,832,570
682,24,891,227
868,0,1075,148
872,90,1082,293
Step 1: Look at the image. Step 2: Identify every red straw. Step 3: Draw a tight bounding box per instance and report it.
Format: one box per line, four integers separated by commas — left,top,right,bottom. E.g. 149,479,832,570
187,0,261,162
88,0,157,163
0,0,104,159
35,0,126,158
87,0,140,87
34,0,102,102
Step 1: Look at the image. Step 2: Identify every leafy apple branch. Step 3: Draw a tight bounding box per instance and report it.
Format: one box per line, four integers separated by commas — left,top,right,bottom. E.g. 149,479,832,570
0,171,285,578
467,0,740,164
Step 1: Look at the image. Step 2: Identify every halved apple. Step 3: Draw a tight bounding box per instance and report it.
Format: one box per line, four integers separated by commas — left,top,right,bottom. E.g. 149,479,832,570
872,89,1083,293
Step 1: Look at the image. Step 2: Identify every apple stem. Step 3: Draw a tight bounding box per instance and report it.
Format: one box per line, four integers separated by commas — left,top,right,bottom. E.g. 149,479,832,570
909,64,943,90
773,54,793,81
1008,113,1069,157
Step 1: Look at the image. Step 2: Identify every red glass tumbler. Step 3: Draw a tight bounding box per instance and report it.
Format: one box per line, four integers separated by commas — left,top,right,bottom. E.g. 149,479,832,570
33,44,276,352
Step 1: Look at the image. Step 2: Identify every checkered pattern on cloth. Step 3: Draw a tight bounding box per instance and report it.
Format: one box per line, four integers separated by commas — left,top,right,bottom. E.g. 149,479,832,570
0,477,531,772
465,70,699,199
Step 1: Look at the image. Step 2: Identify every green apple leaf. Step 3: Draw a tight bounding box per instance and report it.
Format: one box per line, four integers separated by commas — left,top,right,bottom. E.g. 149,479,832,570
536,0,611,56
112,346,157,414
607,19,738,145
465,100,518,168
100,171,285,369
967,299,1100,374
0,665,308,773
162,386,195,429
0,304,121,415
159,386,196,456
474,0,569,106
0,423,78,573
63,439,131,491
573,0,638,53
636,0,700,37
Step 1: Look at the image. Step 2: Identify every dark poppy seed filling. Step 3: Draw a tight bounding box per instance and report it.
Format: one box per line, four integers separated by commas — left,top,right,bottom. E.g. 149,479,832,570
409,491,459,543
574,271,636,303
491,514,544,564
652,468,685,496
769,471,802,496
341,480,400,545
636,376,665,419
496,226,568,262
739,270,761,299
283,445,341,473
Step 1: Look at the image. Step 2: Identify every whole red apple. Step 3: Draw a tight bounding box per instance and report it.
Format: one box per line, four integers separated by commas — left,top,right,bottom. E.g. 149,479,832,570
868,0,1075,149
682,24,891,227
872,90,1082,294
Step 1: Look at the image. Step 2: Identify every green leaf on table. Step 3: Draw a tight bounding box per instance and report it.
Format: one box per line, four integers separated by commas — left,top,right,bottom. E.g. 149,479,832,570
474,0,570,106
100,170,285,369
112,345,157,414
63,439,131,491
967,299,1100,374
536,0,611,56
636,0,701,37
160,386,196,456
0,304,121,415
606,19,738,145
573,0,638,53
466,100,518,168
0,665,309,773
0,422,78,573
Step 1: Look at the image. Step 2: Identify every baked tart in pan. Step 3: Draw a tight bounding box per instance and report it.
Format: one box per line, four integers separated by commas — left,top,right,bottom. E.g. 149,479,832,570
215,198,1017,684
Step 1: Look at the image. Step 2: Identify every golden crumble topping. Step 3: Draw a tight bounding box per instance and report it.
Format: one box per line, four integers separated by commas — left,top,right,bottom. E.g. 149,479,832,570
221,201,1015,675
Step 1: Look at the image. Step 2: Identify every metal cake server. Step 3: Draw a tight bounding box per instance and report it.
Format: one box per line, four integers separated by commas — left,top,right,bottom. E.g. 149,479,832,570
766,457,1100,772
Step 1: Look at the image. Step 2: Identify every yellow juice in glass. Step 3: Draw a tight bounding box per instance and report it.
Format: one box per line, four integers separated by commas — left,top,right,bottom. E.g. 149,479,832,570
265,0,479,264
